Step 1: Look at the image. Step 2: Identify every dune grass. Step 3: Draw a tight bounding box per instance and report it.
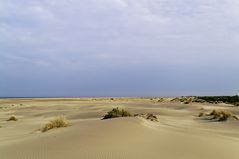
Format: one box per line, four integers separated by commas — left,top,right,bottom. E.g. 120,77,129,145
102,107,132,120
7,115,17,121
197,109,239,121
41,116,69,132
206,110,238,121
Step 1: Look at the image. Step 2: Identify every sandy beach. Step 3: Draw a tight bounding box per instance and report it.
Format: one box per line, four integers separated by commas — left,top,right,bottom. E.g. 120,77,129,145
0,98,239,159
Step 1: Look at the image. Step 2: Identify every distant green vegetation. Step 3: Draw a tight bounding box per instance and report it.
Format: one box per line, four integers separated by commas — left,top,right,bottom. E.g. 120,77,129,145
102,107,132,120
196,95,239,106
171,96,194,104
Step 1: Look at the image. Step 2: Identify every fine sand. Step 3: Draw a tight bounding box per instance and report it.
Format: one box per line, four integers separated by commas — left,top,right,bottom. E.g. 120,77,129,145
0,98,239,159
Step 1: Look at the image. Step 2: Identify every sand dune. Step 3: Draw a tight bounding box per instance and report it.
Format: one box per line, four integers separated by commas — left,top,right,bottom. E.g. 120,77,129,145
0,98,239,159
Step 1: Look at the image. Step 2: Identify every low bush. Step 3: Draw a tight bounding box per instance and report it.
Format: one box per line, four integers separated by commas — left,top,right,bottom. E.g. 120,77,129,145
102,107,132,120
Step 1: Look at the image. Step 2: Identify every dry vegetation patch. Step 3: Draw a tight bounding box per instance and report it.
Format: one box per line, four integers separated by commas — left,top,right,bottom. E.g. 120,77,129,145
135,113,159,122
198,110,238,122
42,116,69,132
7,115,18,121
146,114,159,122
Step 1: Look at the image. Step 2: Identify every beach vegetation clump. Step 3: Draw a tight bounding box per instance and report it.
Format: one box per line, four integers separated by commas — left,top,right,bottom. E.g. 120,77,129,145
7,115,18,121
146,113,158,122
134,113,159,122
102,107,132,120
42,116,69,132
207,110,238,122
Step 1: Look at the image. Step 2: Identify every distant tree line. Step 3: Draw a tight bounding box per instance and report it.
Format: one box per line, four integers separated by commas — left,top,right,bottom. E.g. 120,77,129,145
197,95,239,106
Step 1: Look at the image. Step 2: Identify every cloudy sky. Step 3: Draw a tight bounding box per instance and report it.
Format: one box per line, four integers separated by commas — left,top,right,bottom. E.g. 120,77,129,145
1,0,239,97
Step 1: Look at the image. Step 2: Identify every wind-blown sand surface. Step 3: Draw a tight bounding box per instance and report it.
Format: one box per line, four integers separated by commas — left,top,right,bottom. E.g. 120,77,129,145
0,98,239,159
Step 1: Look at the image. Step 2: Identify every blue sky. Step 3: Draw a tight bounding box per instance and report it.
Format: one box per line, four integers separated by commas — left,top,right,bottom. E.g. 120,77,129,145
1,0,239,97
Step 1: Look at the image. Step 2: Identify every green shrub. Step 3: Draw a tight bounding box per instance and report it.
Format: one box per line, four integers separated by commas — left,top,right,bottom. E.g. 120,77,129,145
102,107,132,120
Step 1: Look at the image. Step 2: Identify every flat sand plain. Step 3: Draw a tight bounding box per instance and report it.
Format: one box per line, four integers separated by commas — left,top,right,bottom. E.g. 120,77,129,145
0,98,239,159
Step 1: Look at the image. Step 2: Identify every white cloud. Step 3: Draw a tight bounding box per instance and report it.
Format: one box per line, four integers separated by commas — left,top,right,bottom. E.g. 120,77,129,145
1,0,239,96
1,0,239,70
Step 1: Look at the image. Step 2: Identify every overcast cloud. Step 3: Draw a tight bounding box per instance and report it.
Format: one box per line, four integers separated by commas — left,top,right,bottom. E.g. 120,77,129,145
1,0,239,97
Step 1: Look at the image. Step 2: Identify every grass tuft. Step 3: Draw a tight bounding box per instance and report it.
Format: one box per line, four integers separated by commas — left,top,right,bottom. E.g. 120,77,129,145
102,107,131,120
41,116,69,132
206,110,238,122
